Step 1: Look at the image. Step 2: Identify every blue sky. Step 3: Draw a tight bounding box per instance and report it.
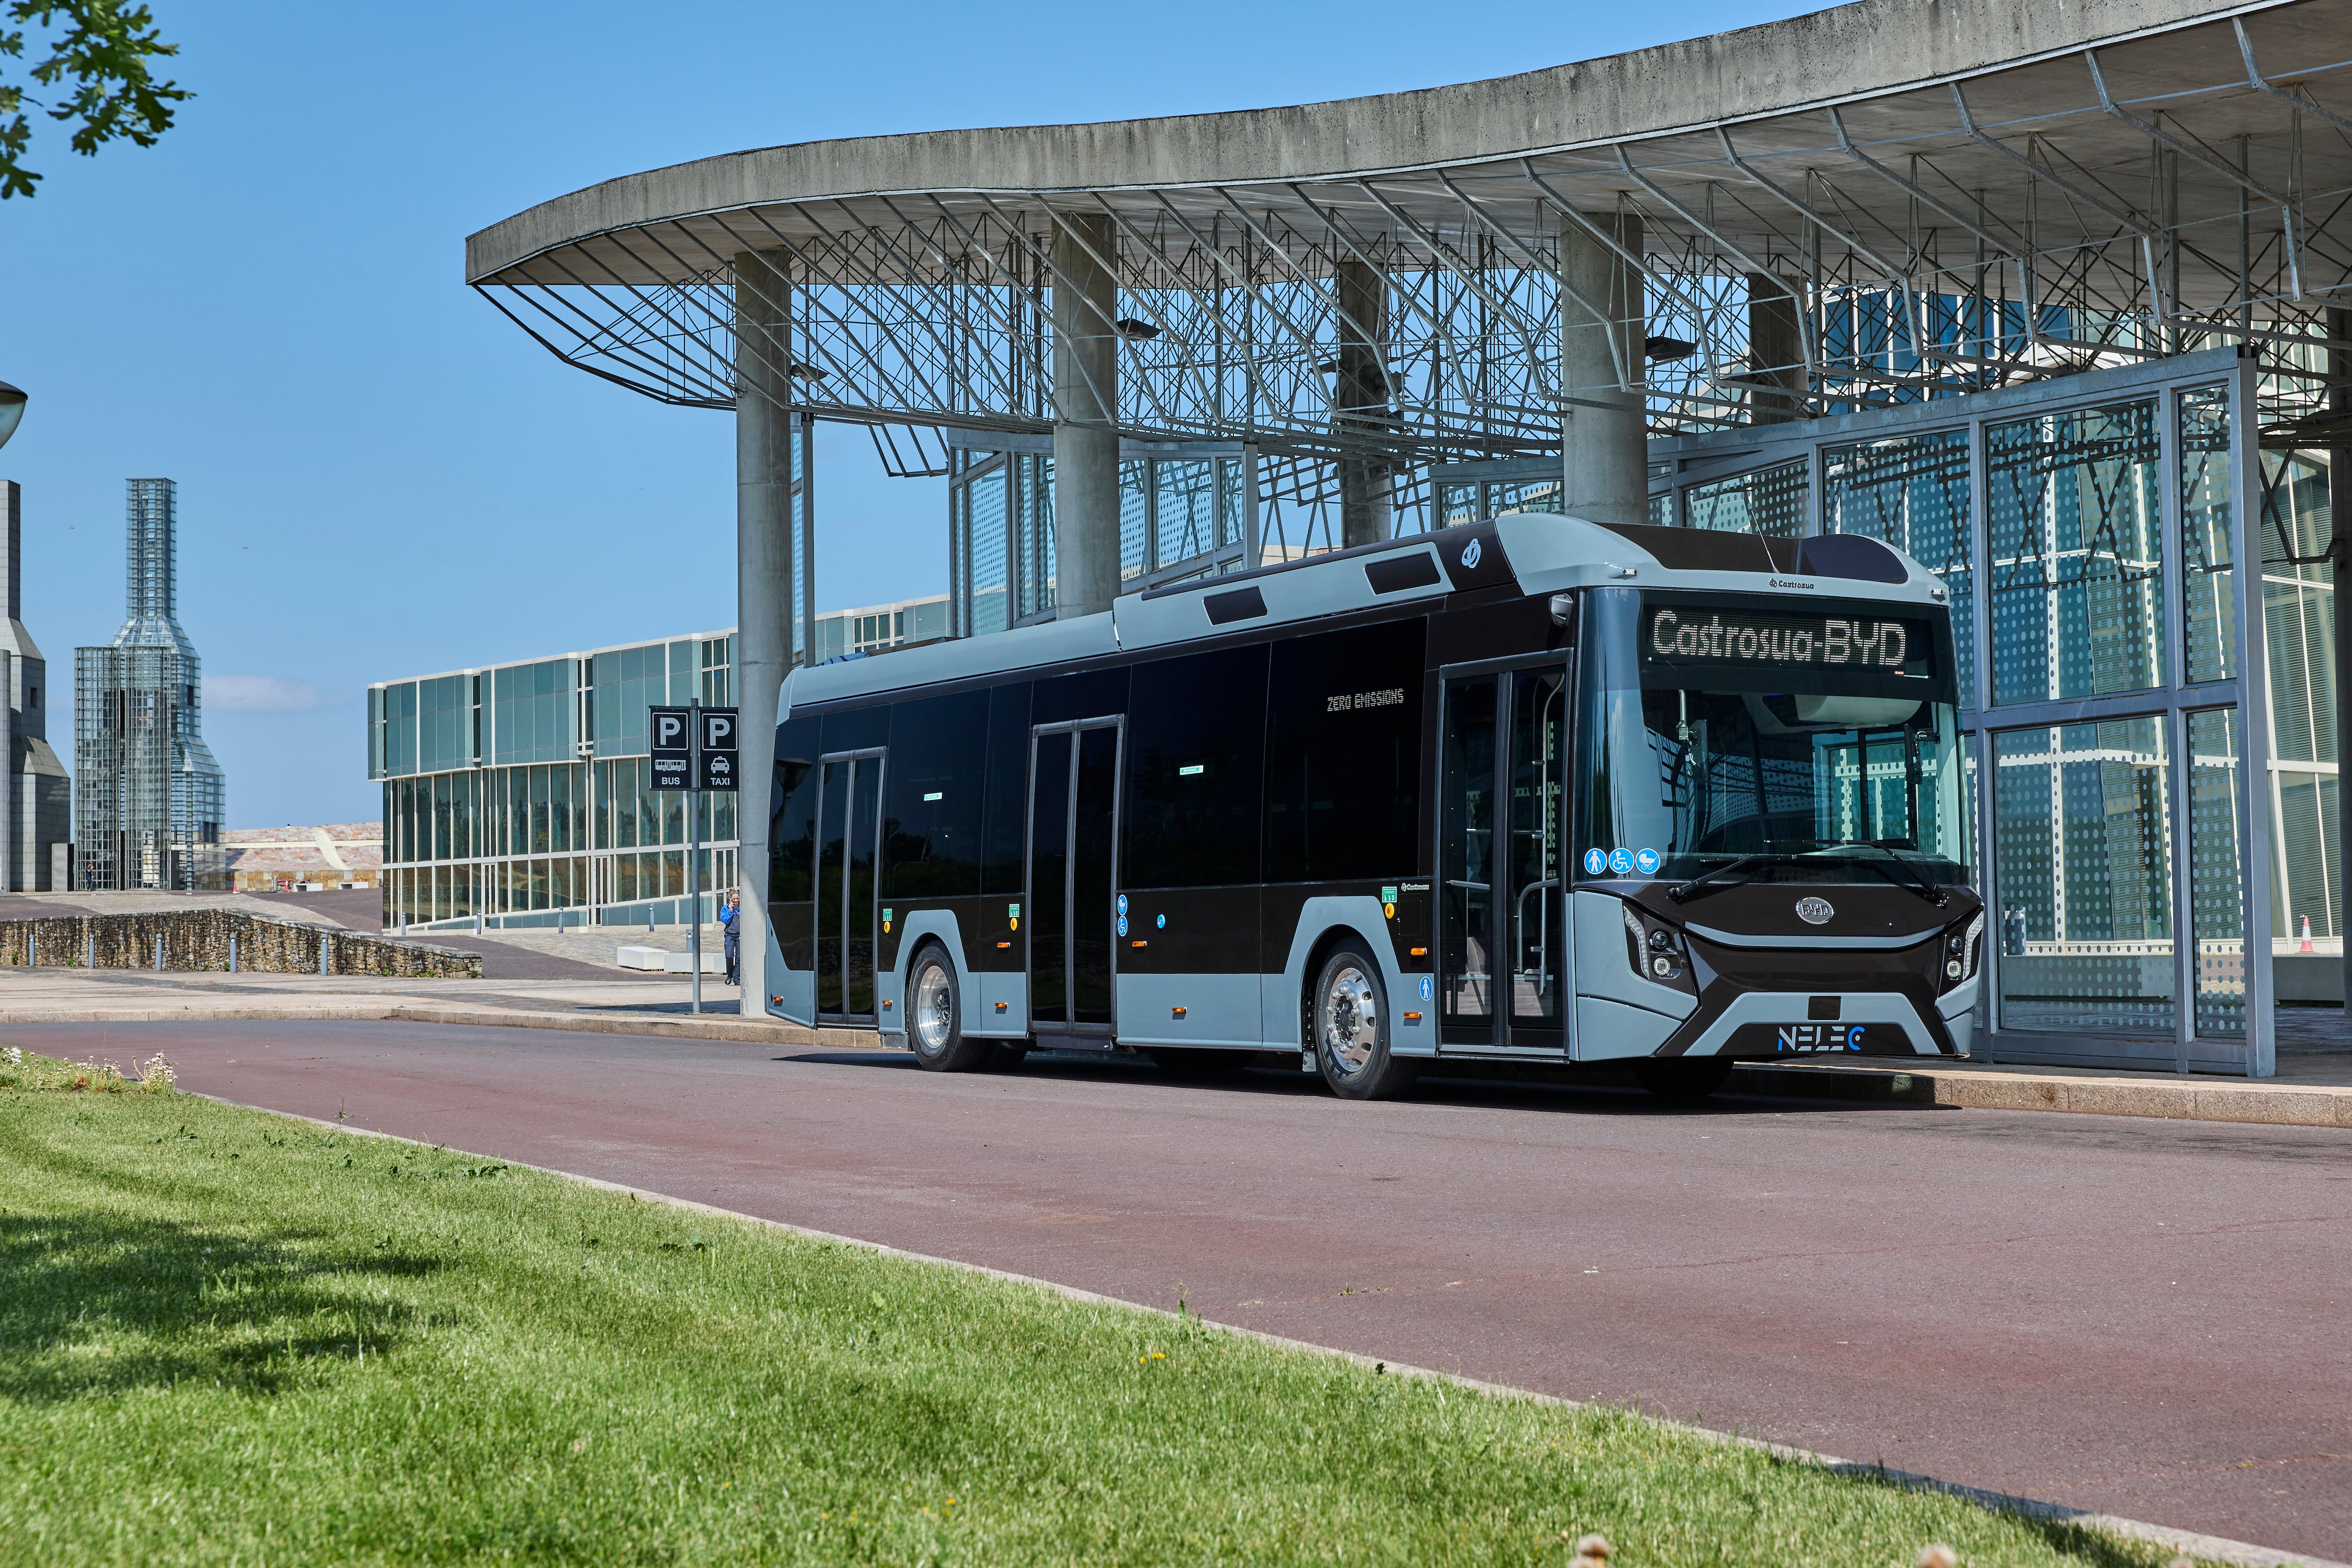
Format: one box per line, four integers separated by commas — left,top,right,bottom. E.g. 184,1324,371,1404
0,0,1809,827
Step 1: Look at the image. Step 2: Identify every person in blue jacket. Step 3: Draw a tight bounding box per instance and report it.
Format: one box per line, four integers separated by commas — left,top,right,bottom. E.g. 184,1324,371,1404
720,888,741,987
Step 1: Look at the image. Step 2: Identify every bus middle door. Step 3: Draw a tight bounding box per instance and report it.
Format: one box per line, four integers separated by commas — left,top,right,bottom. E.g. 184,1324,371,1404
1027,718,1122,1045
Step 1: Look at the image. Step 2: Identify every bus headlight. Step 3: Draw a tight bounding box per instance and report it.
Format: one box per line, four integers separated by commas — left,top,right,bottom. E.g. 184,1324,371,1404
1623,902,1695,993
1943,912,1984,989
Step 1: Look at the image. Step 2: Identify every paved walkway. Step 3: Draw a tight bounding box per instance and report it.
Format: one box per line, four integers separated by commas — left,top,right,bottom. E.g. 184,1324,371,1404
0,966,2348,1125
0,968,870,1046
12,1017,2339,1562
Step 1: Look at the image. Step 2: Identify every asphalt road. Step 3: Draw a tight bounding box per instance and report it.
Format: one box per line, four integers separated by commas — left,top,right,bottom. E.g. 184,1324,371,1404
16,1019,2348,1560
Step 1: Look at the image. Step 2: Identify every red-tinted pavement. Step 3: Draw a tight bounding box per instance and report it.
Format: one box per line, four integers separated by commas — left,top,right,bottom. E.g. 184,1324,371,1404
15,1020,2347,1560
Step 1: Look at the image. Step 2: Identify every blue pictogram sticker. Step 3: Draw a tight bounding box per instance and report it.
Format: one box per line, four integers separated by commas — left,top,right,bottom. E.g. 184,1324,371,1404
1608,847,1634,876
1848,1026,1865,1051
1156,913,1165,928
1583,847,1608,876
1634,847,1661,877
1117,894,1128,915
1418,975,1433,1001
1117,915,1128,936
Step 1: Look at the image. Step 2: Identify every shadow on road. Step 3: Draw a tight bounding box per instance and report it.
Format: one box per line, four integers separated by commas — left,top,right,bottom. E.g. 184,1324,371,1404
772,1047,1941,1117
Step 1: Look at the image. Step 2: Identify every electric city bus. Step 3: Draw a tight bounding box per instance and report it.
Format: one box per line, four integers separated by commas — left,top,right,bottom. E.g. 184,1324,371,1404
763,515,1981,1100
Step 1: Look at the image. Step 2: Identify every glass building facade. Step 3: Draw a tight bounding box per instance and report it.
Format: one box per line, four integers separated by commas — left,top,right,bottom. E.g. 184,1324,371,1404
1443,347,2310,1075
369,596,950,932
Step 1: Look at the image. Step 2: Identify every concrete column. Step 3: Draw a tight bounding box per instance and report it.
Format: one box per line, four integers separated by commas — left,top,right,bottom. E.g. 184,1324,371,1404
1052,213,1120,617
734,249,799,1017
1745,273,1809,425
1335,258,1392,547
1558,211,1649,528
2328,305,2350,1016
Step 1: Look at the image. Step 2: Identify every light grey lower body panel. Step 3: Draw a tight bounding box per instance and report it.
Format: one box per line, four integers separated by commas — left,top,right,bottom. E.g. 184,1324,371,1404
768,929,815,1025
1573,995,1680,1061
1117,971,1263,1049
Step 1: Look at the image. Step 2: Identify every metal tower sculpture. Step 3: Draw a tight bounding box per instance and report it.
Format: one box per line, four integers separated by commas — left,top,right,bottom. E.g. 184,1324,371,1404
73,478,226,890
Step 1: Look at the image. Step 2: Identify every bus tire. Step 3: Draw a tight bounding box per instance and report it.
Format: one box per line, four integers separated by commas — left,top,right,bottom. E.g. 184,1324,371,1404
907,943,988,1072
1312,942,1415,1101
1633,1057,1733,1101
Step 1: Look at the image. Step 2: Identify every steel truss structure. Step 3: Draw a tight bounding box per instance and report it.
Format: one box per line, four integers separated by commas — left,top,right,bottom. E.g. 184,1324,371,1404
474,3,2352,534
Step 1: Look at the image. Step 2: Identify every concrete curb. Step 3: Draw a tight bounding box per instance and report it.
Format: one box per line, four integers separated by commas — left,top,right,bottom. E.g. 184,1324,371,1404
0,1000,879,1051
214,1095,2351,1568
1732,1061,2352,1130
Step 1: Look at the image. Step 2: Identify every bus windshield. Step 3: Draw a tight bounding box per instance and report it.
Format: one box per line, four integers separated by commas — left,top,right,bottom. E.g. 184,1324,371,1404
1574,587,1969,887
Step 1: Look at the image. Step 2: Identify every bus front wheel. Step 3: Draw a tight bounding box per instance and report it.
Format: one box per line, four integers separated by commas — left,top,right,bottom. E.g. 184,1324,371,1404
1313,942,1416,1101
907,944,989,1073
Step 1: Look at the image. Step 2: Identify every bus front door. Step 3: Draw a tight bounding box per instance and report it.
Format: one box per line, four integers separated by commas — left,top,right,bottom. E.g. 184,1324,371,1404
1027,719,1121,1042
814,748,885,1025
1438,665,1565,1054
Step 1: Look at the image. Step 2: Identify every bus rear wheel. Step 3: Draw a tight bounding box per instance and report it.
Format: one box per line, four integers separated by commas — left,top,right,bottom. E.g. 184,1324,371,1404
907,944,989,1073
1633,1057,1734,1102
1313,942,1415,1101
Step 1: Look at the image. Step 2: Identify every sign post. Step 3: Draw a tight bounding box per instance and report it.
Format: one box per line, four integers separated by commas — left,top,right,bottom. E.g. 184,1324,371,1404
650,702,737,1015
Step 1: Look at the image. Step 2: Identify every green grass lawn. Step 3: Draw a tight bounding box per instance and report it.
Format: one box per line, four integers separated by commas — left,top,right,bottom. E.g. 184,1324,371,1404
0,1055,2181,1567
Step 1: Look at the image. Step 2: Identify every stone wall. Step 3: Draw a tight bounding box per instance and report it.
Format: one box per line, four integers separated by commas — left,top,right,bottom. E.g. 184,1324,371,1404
0,909,480,979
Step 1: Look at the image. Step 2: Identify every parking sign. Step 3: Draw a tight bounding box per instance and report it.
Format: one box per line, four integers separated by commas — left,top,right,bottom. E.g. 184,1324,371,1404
698,707,739,792
650,706,691,791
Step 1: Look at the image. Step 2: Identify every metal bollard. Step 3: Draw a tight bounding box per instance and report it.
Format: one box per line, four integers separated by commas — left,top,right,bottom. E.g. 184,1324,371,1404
85,930,94,970
229,934,238,974
26,933,34,968
154,934,163,972
319,936,330,976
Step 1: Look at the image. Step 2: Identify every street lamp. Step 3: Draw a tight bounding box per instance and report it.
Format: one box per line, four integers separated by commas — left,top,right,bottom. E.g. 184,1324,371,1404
0,381,24,450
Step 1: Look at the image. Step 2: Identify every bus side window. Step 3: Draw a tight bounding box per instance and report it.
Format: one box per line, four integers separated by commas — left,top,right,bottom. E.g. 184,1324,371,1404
1123,646,1268,890
1265,619,1427,883
882,691,987,899
979,682,1033,895
769,714,823,968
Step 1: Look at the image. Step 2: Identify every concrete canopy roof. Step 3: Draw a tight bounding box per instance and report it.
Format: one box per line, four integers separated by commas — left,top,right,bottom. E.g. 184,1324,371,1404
468,0,2346,291
464,0,2351,454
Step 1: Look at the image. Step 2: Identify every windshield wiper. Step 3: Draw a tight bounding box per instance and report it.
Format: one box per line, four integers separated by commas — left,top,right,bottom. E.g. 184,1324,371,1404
1667,852,1797,903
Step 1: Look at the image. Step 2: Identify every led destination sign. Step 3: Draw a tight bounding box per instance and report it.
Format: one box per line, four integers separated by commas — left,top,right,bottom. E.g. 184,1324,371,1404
1641,605,1932,680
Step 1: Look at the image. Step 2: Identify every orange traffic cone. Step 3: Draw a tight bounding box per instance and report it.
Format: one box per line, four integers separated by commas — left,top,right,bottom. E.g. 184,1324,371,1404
2301,915,2315,953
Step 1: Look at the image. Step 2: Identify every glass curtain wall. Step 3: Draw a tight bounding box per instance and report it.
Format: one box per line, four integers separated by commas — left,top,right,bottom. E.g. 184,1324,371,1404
950,440,1255,633
1632,347,2280,1075
373,633,741,931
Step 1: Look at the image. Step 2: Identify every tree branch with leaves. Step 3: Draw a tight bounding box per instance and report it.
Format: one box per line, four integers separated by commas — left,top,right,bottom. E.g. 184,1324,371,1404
0,0,186,199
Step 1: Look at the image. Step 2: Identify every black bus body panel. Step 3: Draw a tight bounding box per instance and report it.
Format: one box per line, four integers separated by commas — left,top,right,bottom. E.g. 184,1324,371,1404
767,521,1966,1065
